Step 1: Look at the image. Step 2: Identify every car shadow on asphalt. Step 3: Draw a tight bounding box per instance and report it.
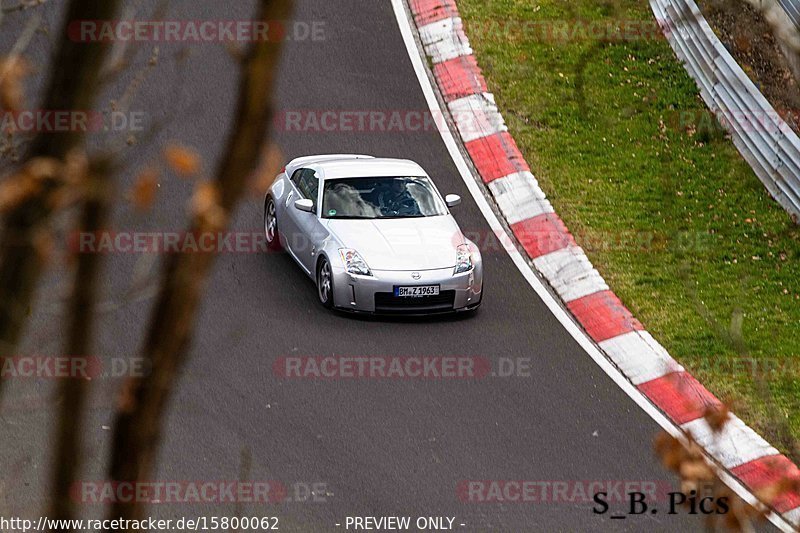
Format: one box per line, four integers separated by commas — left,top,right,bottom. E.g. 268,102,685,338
330,308,479,324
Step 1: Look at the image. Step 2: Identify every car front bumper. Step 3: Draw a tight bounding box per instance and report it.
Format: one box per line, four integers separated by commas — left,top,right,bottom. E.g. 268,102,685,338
330,264,483,314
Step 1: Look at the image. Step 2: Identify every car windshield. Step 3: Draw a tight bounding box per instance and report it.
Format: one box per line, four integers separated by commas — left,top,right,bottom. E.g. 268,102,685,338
321,176,448,219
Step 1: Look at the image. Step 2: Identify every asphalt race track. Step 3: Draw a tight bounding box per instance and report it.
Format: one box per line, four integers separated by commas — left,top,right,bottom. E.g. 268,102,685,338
0,1,772,531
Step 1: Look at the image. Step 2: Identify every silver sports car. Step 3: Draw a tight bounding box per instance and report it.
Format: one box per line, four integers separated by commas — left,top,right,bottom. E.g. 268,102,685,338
264,155,483,314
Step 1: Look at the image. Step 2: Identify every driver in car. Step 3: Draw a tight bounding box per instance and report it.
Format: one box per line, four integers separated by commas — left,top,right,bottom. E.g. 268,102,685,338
377,179,418,216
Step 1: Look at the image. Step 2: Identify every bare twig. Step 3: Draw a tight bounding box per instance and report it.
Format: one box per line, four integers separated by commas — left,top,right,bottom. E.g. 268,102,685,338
0,12,40,90
50,154,114,529
107,0,292,524
0,0,120,400
1,0,48,15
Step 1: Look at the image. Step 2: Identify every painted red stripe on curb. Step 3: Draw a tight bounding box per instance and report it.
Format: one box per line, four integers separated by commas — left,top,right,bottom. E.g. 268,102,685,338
510,213,576,259
410,0,458,26
433,55,488,101
637,372,722,425
464,132,530,183
732,455,800,513
566,290,644,342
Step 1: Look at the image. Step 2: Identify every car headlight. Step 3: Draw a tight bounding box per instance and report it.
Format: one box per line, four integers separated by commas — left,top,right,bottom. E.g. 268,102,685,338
339,248,372,276
454,244,473,274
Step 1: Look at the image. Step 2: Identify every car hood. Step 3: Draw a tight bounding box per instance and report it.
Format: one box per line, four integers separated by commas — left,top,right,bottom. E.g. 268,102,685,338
326,215,465,271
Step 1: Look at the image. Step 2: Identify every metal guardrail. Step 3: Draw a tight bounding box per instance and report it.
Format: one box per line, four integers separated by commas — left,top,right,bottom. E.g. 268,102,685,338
778,0,800,30
650,0,800,222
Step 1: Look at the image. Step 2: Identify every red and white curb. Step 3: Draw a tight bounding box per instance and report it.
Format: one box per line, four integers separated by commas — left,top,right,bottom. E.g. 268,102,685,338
405,0,800,529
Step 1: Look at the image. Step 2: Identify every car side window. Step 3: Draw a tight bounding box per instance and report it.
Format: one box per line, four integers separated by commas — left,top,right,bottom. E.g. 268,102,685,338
290,168,304,188
298,169,319,204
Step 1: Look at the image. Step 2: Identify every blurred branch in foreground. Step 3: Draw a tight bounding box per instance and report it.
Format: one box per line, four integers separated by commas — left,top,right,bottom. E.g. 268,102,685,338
50,154,114,529
107,0,292,524
0,0,120,400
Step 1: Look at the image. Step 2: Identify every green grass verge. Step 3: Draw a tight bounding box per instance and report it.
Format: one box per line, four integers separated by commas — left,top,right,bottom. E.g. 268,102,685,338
457,0,800,451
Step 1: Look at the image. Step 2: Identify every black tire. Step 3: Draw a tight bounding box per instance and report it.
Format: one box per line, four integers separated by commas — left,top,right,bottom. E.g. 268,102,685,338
264,196,281,251
316,257,334,309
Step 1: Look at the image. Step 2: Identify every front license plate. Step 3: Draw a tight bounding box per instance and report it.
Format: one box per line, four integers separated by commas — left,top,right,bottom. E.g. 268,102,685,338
394,285,440,298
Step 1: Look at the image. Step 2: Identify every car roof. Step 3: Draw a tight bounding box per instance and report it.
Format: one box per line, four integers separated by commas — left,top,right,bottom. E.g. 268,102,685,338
314,158,428,179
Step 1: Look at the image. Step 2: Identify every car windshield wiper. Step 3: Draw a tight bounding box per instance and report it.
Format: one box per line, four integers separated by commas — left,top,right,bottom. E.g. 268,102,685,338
327,215,376,219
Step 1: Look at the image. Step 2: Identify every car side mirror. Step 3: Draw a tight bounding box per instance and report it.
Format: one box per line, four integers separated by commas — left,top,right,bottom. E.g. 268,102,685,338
445,194,461,208
294,198,315,213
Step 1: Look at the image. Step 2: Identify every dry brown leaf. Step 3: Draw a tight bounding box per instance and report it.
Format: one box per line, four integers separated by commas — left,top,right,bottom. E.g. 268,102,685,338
47,187,81,211
775,475,800,501
0,176,39,212
0,56,32,111
26,157,60,180
128,168,159,211
679,459,714,482
754,483,784,508
117,378,138,414
32,227,54,264
191,181,225,229
703,404,730,433
654,433,684,472
0,157,60,212
164,143,201,177
63,149,89,187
